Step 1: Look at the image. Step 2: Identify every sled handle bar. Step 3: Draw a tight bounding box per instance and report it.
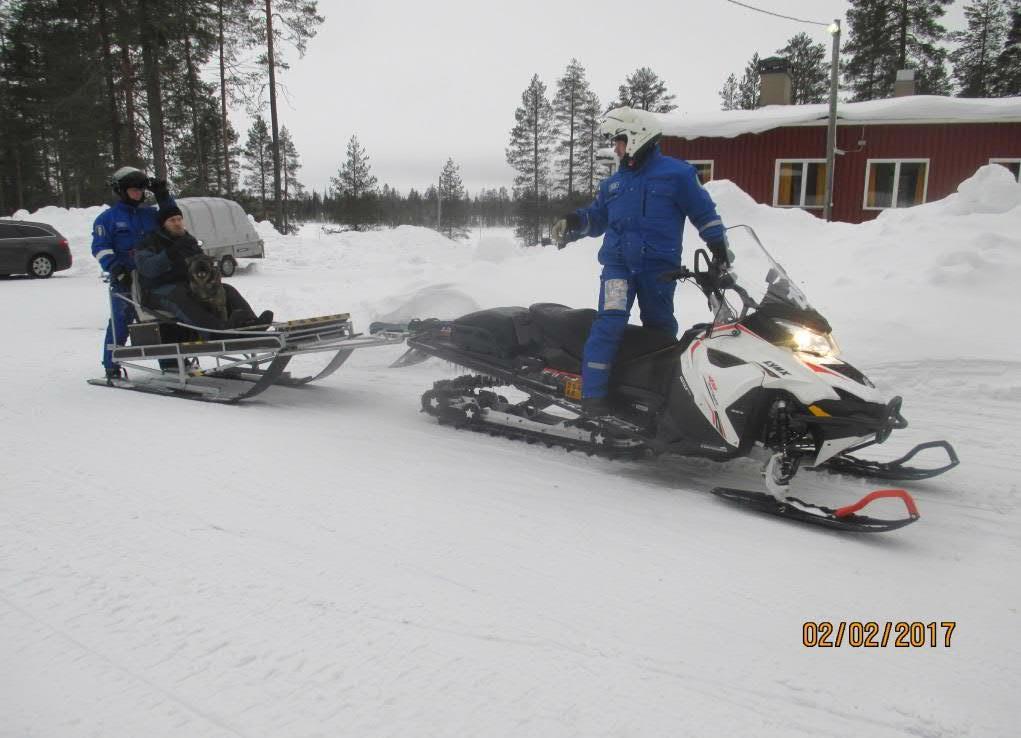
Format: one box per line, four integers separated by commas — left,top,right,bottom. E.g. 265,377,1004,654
834,489,919,520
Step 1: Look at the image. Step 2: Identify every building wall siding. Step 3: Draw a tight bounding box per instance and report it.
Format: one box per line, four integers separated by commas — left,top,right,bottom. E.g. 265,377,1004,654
660,122,1021,223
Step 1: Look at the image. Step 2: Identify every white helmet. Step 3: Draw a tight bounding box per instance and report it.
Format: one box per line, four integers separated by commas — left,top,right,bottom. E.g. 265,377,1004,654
599,107,662,160
109,166,149,196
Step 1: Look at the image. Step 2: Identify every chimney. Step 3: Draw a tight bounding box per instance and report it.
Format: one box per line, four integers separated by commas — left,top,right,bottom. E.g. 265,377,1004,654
757,56,792,106
893,69,916,97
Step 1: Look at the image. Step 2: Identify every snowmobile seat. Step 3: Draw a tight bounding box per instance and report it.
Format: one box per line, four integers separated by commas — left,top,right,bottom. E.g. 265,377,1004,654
529,303,677,365
529,303,682,394
528,303,595,361
451,306,538,359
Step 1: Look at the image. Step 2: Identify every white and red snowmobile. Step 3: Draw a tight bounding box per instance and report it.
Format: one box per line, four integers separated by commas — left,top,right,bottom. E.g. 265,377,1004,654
388,225,958,532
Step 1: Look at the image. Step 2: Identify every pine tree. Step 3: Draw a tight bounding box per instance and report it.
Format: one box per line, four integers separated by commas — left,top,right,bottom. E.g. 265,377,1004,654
505,74,557,246
280,126,304,231
777,32,829,104
437,157,468,239
552,58,594,201
242,117,272,219
738,53,761,109
843,0,953,101
0,0,263,212
248,0,324,228
896,0,954,95
843,0,894,100
951,1,1010,97
215,0,260,195
331,134,377,231
576,90,603,198
719,74,741,110
992,3,1021,94
613,66,677,112
1,0,113,209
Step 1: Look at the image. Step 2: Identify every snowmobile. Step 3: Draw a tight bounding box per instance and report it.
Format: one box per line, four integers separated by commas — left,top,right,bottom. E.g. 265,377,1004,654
388,225,958,532
88,278,404,403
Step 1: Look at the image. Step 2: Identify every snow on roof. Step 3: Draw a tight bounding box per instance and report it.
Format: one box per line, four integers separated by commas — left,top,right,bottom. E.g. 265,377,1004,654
654,96,1021,140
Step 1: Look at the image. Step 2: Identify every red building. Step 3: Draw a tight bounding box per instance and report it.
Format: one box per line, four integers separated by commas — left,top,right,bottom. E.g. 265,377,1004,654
654,96,1021,223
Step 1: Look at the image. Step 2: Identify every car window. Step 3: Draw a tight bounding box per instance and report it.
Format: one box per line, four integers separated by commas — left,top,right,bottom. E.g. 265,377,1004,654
16,225,51,237
0,223,22,239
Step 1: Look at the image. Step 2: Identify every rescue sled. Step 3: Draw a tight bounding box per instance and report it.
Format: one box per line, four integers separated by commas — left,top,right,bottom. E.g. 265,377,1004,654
88,285,404,403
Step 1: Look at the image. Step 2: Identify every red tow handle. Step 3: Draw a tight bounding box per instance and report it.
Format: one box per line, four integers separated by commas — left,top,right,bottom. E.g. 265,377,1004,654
834,489,920,519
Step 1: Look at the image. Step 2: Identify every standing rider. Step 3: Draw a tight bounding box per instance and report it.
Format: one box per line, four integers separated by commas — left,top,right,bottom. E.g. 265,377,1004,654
91,167,175,379
551,107,730,417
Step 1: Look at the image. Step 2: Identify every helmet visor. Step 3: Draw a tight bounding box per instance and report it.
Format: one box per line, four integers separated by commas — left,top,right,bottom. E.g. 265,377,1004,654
119,172,148,189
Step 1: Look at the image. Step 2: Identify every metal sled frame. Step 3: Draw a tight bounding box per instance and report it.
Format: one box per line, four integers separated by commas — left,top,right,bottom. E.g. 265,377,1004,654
90,293,405,403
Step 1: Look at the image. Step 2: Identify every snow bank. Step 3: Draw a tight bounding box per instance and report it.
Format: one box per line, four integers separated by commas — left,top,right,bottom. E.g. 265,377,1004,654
473,235,521,263
883,163,1021,217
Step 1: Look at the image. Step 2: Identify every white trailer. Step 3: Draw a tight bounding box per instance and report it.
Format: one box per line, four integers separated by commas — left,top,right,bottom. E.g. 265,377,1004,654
177,197,265,276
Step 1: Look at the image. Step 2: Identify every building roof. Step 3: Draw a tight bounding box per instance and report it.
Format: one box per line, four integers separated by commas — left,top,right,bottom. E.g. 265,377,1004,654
655,96,1021,141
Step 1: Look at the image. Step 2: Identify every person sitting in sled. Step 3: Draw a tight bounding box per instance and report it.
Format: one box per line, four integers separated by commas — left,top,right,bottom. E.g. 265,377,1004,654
135,206,273,332
91,167,176,379
551,107,730,417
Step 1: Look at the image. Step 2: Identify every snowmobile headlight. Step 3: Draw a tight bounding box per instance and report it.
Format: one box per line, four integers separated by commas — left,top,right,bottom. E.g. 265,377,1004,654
773,319,839,358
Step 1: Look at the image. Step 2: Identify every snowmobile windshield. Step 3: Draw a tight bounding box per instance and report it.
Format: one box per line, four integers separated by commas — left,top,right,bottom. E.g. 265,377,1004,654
713,225,832,337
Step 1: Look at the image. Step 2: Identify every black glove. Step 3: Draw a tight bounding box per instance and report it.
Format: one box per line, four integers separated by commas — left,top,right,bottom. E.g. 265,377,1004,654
173,234,203,259
657,267,690,283
147,177,170,200
706,238,733,266
108,263,132,287
166,245,191,280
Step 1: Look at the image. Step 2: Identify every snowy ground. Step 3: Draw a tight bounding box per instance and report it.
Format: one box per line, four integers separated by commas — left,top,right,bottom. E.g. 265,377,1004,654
2,167,1020,737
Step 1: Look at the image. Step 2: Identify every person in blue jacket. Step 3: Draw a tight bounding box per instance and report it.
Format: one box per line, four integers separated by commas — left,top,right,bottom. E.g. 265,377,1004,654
551,107,729,417
91,166,175,378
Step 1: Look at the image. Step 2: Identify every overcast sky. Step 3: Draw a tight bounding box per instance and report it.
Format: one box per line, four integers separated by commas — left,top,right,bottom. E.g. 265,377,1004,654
232,0,967,197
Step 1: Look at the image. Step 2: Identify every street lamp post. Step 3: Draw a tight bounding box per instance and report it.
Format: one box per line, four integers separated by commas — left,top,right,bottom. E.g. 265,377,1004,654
823,19,841,222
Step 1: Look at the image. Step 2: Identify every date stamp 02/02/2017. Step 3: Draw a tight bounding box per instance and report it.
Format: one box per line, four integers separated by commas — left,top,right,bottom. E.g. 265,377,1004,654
802,621,956,648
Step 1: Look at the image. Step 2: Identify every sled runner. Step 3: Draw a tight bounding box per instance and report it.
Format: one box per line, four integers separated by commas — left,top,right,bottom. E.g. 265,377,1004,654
390,226,958,533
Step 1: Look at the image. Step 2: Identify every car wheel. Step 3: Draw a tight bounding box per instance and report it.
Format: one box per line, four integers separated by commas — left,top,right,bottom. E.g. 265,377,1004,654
219,256,237,277
28,254,55,278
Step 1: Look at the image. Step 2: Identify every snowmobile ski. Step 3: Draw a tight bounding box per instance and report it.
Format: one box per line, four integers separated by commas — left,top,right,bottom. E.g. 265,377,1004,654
816,440,959,481
710,487,921,532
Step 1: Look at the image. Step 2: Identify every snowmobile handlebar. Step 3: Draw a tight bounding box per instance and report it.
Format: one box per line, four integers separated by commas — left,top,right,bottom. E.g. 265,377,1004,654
659,249,734,293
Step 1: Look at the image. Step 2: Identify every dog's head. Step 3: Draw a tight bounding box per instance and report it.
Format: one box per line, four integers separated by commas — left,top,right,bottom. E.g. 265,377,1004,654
187,254,221,296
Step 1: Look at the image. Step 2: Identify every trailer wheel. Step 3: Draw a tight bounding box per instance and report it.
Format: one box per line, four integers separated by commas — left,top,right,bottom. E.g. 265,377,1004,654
219,255,237,277
28,254,55,278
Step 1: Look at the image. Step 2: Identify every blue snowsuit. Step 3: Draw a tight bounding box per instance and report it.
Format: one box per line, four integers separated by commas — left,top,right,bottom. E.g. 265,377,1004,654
91,195,175,370
567,146,725,399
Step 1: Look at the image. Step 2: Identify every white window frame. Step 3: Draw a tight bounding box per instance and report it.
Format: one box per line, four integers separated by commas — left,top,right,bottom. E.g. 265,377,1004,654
689,160,714,183
990,158,1021,182
772,159,827,209
862,158,930,211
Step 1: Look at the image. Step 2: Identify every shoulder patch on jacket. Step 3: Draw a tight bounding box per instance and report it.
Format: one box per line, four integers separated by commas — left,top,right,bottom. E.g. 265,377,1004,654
95,224,105,237
608,180,621,194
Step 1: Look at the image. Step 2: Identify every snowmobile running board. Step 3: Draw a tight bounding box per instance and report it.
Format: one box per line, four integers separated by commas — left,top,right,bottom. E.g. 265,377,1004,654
711,487,921,533
88,314,406,403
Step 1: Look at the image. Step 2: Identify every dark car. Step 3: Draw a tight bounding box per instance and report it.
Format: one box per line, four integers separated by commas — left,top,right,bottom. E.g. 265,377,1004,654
0,220,73,278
